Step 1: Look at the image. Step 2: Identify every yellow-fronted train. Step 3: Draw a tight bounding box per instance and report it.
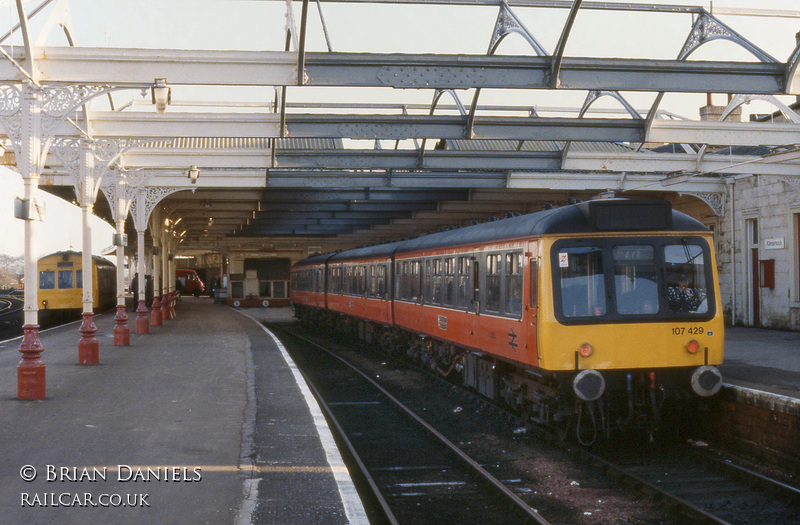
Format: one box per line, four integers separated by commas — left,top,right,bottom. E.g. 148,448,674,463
38,250,116,326
290,199,724,443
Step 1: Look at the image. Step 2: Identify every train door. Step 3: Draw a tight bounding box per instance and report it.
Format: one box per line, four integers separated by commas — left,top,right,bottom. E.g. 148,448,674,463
747,218,760,327
468,256,480,314
528,254,539,367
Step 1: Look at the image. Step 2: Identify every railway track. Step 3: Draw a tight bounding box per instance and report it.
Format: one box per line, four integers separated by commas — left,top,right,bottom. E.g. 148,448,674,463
0,295,24,341
274,326,549,525
588,443,800,525
274,322,800,524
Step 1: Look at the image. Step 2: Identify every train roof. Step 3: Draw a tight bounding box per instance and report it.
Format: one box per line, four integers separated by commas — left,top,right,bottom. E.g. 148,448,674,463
293,199,708,266
39,250,116,267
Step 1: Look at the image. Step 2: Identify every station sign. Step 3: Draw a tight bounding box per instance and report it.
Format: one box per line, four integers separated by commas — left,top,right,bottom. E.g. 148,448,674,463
763,238,785,250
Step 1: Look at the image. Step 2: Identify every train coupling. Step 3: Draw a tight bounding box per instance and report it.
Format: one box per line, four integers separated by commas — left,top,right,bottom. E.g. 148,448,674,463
572,369,605,401
690,365,722,397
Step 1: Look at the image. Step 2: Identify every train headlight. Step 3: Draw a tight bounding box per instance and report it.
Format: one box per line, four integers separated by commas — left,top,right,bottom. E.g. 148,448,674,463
578,342,593,358
41,300,48,309
572,369,605,401
690,365,722,397
686,339,700,354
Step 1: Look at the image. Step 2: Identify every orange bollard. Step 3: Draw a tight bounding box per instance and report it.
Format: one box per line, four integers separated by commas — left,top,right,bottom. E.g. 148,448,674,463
18,324,45,399
151,295,162,326
135,300,149,334
78,312,99,365
114,305,130,346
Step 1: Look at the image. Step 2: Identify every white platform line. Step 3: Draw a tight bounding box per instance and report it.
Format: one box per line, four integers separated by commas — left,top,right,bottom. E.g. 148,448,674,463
236,310,369,525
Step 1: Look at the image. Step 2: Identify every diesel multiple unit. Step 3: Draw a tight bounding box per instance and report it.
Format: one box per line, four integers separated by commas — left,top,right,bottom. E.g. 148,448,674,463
290,200,724,442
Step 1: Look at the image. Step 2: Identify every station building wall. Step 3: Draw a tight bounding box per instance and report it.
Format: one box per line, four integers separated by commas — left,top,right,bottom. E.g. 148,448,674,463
713,176,800,330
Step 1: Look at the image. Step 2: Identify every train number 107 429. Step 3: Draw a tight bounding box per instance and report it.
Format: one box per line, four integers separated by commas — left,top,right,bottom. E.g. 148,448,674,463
671,326,704,336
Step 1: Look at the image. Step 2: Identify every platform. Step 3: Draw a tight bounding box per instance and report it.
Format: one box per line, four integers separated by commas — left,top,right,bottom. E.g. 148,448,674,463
718,325,800,418
0,298,367,525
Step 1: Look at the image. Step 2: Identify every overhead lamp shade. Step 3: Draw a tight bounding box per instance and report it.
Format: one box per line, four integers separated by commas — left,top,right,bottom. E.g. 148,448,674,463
188,165,200,184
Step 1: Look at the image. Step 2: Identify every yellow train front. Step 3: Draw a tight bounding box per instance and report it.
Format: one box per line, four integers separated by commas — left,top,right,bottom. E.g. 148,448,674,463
530,201,723,442
38,251,116,326
291,199,724,443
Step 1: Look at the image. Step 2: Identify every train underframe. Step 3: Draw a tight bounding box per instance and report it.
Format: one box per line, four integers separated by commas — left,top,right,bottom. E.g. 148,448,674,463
295,305,709,444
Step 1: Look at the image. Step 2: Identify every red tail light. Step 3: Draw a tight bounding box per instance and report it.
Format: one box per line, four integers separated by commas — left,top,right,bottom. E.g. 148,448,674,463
579,342,593,357
687,339,700,353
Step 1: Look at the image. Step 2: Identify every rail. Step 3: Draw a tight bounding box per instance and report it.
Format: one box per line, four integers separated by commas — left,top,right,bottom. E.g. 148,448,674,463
278,327,551,525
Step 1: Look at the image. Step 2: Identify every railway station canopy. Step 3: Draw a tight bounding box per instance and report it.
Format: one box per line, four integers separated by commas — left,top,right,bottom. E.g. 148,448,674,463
1,0,800,258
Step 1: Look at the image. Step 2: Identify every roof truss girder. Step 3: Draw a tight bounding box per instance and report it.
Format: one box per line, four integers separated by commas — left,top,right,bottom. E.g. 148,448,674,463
275,150,560,170
6,47,785,94
562,151,800,177
67,112,800,149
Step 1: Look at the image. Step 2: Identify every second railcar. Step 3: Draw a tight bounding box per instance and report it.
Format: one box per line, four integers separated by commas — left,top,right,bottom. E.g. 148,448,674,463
291,199,724,442
38,251,116,325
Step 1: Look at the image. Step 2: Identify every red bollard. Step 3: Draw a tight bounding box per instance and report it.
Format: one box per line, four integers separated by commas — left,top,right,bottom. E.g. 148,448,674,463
18,324,45,400
151,295,162,326
78,312,99,365
161,294,170,321
113,304,130,346
135,300,149,334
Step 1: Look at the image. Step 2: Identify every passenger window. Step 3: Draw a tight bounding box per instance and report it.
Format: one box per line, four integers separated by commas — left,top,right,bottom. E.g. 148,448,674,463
399,262,409,300
613,245,658,315
39,271,55,290
423,259,433,303
76,270,83,289
444,257,456,307
664,243,708,314
504,252,522,317
58,270,73,289
485,254,501,313
409,261,420,302
431,258,443,305
557,246,606,318
358,266,366,296
456,256,470,309
378,265,387,299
